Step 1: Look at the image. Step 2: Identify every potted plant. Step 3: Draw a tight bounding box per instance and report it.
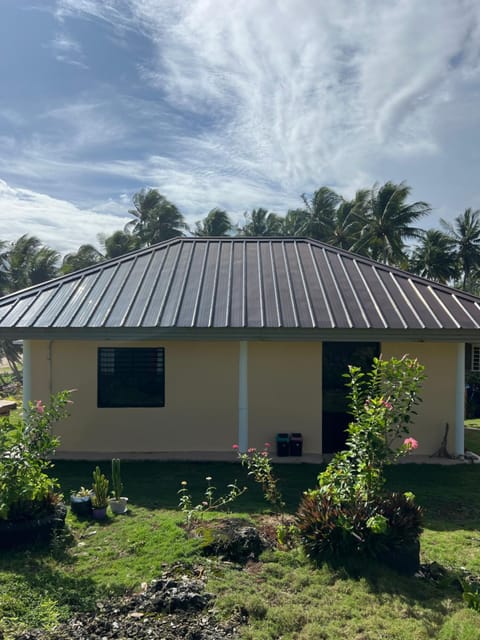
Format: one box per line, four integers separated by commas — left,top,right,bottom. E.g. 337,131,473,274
91,466,109,520
108,458,128,515
70,486,93,517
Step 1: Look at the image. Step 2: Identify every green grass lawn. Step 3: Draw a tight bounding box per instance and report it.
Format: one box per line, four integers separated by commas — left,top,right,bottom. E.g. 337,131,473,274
1,460,480,639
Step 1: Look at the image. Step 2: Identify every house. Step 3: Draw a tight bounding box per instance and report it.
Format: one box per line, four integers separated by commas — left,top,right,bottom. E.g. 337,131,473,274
0,236,477,460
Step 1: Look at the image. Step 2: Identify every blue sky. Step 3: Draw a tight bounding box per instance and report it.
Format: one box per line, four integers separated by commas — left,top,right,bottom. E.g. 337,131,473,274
0,0,480,254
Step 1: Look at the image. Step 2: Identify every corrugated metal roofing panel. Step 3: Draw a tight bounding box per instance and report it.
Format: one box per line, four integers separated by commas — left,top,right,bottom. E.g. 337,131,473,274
105,254,152,327
245,241,263,327
1,237,480,335
124,250,165,327
376,269,423,328
176,241,207,327
53,273,100,327
35,280,82,327
16,290,56,327
0,297,36,326
194,242,219,327
258,242,281,327
271,242,298,327
69,268,116,327
311,247,352,328
212,242,233,327
142,242,181,326
300,243,335,328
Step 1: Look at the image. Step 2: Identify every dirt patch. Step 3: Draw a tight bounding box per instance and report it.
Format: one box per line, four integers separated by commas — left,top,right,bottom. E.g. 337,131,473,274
14,564,243,640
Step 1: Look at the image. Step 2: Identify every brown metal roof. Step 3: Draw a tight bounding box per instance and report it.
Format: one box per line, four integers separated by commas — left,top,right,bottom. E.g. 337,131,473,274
1,237,479,340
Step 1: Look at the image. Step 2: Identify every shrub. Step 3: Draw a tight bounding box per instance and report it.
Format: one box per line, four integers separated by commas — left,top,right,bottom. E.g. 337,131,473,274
297,489,423,571
297,355,425,572
0,391,73,520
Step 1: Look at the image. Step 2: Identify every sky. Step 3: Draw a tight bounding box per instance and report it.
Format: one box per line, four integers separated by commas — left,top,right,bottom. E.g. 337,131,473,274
0,0,479,255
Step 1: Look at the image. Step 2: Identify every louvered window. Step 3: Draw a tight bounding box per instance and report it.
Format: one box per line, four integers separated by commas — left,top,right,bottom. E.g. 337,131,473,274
472,345,480,372
98,347,165,408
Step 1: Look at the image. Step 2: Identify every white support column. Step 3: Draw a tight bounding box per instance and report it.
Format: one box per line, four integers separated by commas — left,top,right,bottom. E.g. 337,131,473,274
238,341,248,453
455,342,465,457
22,340,32,412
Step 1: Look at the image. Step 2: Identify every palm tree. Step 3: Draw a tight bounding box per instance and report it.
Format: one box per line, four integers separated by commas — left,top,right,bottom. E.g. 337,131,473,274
352,181,431,265
240,208,283,236
0,235,59,383
194,208,233,236
7,235,60,290
61,244,104,274
126,188,186,246
29,247,61,285
0,240,9,295
281,208,310,236
409,229,457,283
99,230,141,259
301,187,343,241
327,191,369,250
441,208,480,290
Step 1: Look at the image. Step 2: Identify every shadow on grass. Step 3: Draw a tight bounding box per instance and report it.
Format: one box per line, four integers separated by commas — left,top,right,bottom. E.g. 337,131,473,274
385,464,480,532
0,531,103,617
54,460,480,530
55,460,321,514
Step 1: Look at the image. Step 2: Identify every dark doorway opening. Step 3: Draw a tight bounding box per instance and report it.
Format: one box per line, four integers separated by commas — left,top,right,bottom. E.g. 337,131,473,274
322,342,380,454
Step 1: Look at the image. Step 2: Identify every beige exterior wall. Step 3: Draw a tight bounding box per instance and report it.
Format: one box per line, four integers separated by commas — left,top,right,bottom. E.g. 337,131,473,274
381,342,458,455
29,338,458,458
30,340,238,454
248,342,323,454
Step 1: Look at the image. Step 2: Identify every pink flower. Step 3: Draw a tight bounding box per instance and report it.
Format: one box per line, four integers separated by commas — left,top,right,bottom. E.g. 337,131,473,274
232,444,239,450
35,400,45,414
382,400,393,410
264,442,271,448
403,437,419,450
261,451,268,456
247,447,256,453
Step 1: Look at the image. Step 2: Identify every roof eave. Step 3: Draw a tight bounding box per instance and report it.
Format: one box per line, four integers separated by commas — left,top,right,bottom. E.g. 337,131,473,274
3,327,479,343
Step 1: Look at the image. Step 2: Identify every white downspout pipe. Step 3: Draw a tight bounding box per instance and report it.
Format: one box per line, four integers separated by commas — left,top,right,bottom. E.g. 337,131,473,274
455,342,465,457
22,340,32,413
238,341,248,453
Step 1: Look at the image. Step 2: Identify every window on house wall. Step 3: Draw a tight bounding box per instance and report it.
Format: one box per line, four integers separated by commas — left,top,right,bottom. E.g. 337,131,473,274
98,347,165,407
472,344,480,372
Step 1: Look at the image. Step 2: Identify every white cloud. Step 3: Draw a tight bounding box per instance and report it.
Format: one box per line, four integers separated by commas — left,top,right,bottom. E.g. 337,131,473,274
53,0,480,195
2,0,479,251
0,179,130,254
50,33,88,68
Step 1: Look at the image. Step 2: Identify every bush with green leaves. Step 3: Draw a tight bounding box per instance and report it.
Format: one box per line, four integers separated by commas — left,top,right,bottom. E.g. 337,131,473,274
297,355,425,570
0,390,73,520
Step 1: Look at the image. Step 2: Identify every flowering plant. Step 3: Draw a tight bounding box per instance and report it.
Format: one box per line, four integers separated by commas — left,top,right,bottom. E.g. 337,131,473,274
297,356,425,569
0,390,74,520
319,355,425,501
178,476,246,528
236,443,285,512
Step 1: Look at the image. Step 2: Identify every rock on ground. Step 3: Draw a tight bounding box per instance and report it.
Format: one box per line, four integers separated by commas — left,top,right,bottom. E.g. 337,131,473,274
13,565,242,640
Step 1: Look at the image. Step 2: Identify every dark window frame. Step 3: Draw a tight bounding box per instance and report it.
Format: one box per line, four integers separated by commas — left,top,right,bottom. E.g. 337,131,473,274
97,347,165,408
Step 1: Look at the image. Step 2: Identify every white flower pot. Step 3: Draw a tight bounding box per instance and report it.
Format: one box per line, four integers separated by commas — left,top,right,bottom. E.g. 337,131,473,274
109,497,128,514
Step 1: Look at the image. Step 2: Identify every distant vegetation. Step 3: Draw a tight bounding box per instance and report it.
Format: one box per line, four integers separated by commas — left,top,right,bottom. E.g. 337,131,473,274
1,181,480,293
1,180,480,376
